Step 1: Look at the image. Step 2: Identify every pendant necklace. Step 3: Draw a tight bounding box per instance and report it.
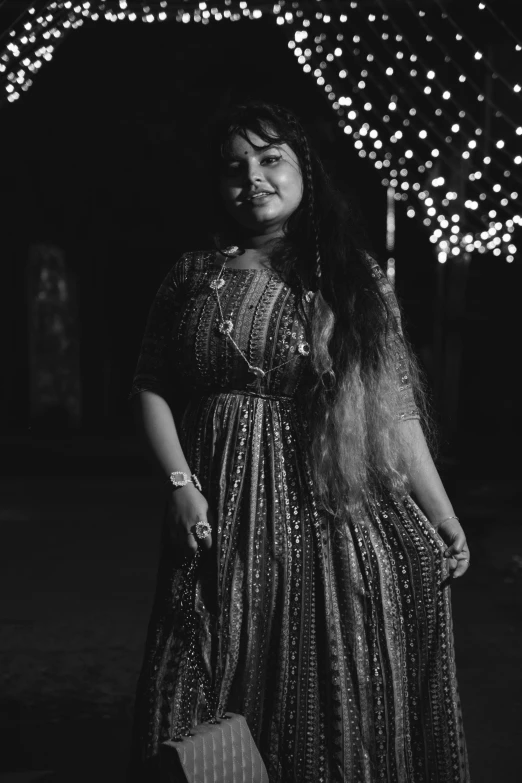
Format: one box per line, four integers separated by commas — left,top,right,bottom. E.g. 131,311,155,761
210,246,311,390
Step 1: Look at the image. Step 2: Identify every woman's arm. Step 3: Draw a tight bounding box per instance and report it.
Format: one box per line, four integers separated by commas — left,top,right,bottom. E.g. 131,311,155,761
131,390,192,481
401,418,470,578
132,390,211,554
363,258,470,577
400,418,454,526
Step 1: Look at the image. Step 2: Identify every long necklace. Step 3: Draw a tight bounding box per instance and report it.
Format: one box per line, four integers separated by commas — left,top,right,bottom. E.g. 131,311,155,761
209,248,311,388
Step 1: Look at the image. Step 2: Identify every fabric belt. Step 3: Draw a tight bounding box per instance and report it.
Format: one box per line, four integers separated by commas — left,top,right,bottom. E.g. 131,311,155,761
194,388,295,402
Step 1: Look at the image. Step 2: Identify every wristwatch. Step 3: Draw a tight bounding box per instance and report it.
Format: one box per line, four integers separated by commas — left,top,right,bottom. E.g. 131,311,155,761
167,471,202,491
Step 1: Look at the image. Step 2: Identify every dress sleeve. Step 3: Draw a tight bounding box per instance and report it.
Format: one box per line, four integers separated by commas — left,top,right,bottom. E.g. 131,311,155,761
128,255,187,404
366,256,420,422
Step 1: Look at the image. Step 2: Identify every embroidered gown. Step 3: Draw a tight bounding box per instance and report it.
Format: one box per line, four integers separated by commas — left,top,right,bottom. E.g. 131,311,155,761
128,250,470,783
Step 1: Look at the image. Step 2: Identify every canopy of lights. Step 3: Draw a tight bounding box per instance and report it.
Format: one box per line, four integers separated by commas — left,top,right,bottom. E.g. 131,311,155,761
1,0,521,266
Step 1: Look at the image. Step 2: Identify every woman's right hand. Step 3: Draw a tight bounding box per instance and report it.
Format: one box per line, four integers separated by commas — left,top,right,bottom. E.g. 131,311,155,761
166,483,213,555
436,517,470,579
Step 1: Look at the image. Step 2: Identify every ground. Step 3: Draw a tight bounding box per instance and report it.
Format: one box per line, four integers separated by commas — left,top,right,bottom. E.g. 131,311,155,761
0,437,521,782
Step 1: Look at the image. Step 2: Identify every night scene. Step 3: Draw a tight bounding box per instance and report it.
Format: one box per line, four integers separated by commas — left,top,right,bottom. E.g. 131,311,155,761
0,1,521,782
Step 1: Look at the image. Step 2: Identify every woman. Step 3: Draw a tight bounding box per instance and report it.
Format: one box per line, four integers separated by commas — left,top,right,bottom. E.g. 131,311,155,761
128,101,470,782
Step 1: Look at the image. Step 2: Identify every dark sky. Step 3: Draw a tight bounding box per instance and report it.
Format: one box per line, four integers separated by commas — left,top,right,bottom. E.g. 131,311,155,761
1,6,520,474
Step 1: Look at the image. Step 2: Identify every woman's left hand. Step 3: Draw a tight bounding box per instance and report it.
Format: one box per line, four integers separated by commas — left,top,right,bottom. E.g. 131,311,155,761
436,517,471,579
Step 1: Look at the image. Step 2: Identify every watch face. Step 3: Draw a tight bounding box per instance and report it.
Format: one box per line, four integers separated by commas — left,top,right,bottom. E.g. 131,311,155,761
170,471,188,486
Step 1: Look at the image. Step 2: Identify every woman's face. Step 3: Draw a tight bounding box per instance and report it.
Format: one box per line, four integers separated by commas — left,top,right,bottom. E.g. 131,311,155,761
219,130,304,237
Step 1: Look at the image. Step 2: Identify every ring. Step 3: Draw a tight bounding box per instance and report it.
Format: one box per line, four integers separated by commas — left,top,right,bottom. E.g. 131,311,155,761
194,519,211,540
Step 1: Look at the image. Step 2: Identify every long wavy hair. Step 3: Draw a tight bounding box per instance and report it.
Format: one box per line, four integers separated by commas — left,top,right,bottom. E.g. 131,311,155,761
207,101,430,519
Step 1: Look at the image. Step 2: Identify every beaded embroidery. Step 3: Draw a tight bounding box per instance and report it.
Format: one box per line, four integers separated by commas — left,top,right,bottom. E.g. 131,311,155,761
209,254,310,392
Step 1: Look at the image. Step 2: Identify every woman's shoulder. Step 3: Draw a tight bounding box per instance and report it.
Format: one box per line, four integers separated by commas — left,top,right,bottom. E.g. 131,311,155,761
168,249,215,284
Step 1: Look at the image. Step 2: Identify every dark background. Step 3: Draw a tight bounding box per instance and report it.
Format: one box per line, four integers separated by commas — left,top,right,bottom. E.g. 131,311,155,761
1,4,521,782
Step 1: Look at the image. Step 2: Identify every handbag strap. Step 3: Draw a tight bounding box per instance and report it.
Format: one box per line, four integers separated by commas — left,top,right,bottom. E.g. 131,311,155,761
173,548,220,739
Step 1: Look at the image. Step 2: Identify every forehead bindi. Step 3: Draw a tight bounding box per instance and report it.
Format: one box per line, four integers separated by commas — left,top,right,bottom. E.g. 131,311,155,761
227,135,294,163
228,134,272,157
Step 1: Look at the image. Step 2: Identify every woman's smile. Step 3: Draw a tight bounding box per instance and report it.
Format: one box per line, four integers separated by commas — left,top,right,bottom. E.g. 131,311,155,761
244,191,276,207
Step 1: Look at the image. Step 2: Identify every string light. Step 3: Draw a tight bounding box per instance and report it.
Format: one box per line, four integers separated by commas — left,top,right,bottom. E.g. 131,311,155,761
345,9,519,249
326,16,521,229
478,1,522,55
0,2,270,105
283,2,520,260
432,0,522,97
358,4,522,190
402,0,521,134
1,0,519,263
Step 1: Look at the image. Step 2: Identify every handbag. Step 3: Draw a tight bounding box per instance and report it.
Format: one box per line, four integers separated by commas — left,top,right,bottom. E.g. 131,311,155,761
160,549,269,783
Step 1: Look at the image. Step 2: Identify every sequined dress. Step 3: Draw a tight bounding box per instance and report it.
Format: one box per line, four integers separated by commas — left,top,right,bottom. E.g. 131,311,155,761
128,250,469,783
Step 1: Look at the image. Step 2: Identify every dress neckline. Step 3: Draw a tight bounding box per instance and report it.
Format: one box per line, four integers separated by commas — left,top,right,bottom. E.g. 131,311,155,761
206,251,278,275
